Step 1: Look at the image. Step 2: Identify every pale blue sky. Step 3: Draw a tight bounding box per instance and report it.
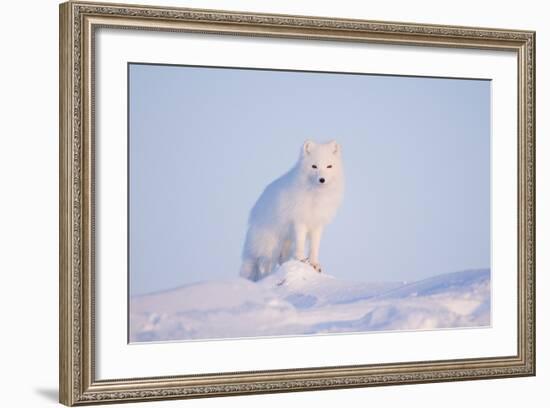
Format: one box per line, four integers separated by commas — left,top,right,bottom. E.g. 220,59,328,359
129,63,490,296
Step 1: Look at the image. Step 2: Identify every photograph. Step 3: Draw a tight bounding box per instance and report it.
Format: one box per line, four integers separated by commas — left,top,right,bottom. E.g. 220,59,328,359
128,63,492,343
57,2,535,404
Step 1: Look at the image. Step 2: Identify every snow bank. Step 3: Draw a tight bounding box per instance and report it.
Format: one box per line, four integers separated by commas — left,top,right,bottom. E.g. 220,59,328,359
130,261,490,342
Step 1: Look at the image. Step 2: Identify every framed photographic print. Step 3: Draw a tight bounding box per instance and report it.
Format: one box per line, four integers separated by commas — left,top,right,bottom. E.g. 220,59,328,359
59,1,536,405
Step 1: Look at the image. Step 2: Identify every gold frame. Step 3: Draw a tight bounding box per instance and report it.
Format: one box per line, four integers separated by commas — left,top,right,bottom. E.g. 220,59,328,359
59,1,536,405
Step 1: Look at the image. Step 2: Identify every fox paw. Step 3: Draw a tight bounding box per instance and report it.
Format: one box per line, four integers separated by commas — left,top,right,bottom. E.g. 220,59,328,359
310,262,322,273
299,258,322,273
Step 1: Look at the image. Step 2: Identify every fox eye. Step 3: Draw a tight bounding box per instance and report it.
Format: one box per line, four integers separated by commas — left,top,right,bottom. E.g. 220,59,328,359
312,165,317,169
327,165,333,169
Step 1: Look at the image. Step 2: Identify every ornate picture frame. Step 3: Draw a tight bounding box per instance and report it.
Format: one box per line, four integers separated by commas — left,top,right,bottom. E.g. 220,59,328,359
59,1,535,405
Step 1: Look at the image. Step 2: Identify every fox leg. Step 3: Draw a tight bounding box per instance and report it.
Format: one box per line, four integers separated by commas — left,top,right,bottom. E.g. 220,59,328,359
308,226,324,273
239,258,256,280
240,256,273,281
257,256,274,280
292,223,308,262
279,239,293,265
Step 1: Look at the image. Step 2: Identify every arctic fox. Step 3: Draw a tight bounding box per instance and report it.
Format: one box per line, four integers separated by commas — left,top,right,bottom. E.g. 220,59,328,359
240,140,344,281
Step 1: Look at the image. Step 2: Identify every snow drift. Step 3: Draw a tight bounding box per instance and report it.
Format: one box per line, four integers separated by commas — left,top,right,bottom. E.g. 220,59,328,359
129,261,490,342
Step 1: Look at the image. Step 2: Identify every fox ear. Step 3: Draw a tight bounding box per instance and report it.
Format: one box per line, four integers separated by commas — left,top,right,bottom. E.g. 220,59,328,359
330,140,340,155
303,140,315,155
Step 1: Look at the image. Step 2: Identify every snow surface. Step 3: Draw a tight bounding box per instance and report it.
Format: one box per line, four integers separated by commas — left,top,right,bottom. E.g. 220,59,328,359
130,261,490,342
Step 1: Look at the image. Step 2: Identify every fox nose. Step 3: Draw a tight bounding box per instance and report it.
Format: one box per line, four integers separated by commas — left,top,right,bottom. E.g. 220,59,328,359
319,178,325,184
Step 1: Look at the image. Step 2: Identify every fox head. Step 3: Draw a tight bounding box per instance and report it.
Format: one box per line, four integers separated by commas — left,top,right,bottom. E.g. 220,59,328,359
299,140,344,188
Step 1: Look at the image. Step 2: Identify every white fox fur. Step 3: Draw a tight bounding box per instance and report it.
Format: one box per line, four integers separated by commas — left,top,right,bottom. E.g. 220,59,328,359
240,140,344,281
